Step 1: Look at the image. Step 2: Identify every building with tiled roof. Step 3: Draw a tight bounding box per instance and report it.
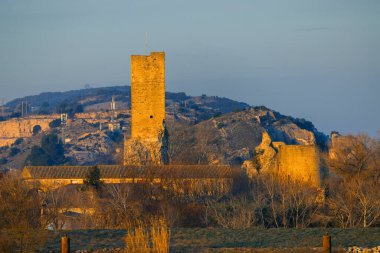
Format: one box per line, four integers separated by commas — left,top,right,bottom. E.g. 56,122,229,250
22,165,233,194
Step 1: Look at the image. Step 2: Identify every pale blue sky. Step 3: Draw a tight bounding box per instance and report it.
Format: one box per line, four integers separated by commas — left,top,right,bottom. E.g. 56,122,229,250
0,0,379,135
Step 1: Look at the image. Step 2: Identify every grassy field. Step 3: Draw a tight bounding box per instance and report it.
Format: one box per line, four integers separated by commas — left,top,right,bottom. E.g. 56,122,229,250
42,227,380,252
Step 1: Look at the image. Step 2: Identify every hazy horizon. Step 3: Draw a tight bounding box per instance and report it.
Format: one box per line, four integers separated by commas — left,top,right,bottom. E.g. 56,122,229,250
1,0,379,135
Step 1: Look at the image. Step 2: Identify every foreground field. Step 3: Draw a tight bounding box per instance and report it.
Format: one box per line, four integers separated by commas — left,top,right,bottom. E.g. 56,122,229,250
42,227,380,252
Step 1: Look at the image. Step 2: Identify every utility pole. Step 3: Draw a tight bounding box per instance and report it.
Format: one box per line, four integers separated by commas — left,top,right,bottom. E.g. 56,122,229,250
61,113,68,144
144,32,148,54
25,101,27,116
111,96,116,121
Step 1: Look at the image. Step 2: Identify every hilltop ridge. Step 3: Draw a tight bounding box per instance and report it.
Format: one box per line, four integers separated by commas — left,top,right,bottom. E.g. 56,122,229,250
0,85,328,169
4,86,249,121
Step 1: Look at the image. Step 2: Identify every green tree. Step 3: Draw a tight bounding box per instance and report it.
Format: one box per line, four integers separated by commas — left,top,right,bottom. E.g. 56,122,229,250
26,146,50,166
41,134,65,164
49,119,61,128
56,100,83,116
25,133,65,166
9,147,20,157
84,167,102,190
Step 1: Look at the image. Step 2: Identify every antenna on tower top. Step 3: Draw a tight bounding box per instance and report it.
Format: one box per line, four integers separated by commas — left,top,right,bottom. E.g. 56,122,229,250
1,98,5,119
144,32,149,54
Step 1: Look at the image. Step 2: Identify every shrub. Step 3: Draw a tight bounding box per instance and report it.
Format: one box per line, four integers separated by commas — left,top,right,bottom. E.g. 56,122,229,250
105,130,124,144
0,157,7,165
49,119,61,128
216,122,225,129
0,146,8,151
180,203,205,227
56,101,83,116
84,167,102,190
9,147,20,157
117,113,130,119
13,138,23,145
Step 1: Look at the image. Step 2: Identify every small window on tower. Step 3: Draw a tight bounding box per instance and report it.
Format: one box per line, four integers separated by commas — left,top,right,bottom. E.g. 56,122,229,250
150,115,153,119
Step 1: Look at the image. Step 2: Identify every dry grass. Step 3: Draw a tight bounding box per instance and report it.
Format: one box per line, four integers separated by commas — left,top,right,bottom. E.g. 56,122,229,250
125,219,170,253
151,219,170,253
41,227,380,252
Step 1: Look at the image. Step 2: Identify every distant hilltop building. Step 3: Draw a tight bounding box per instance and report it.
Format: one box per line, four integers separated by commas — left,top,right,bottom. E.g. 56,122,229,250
124,52,169,165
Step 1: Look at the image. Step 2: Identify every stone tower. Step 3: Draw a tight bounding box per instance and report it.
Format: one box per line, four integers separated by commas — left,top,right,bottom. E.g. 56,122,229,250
124,52,169,165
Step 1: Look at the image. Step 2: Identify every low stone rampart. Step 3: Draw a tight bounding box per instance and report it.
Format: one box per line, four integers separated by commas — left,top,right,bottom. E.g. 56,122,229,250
0,117,58,140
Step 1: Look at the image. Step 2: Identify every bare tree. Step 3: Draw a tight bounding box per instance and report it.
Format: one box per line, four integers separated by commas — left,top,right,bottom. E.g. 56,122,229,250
0,172,48,252
330,134,379,177
40,187,68,230
329,134,380,227
103,184,142,228
208,197,253,229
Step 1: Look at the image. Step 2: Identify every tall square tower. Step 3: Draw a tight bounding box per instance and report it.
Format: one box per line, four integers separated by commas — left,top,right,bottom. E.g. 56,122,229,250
131,52,165,139
124,52,169,165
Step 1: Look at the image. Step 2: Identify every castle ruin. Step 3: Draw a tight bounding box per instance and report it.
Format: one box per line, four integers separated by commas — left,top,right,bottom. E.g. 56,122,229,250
244,131,324,187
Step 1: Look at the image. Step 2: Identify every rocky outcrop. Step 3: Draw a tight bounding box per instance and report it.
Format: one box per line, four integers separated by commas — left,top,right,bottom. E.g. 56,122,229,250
241,160,258,178
267,123,316,145
124,123,169,165
168,107,327,166
67,131,114,165
253,132,277,173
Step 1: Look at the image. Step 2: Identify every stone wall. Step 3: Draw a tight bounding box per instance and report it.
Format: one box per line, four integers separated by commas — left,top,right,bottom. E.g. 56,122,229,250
74,110,129,120
250,132,323,187
0,138,18,147
274,142,322,187
0,117,58,142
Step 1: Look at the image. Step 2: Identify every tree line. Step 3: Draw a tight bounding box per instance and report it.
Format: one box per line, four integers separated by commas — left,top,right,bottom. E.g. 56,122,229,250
0,133,379,251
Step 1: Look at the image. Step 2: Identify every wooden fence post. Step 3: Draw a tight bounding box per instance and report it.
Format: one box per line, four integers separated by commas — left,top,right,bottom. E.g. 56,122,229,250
61,235,70,253
323,233,331,253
